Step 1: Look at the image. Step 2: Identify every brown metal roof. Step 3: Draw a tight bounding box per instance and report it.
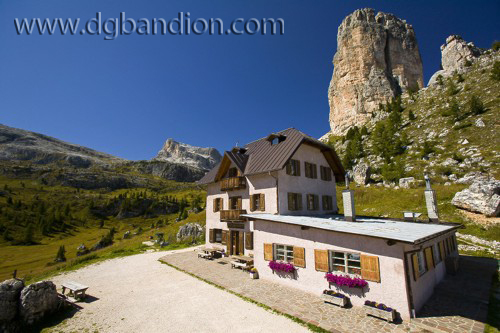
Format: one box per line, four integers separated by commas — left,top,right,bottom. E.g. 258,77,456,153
197,128,344,185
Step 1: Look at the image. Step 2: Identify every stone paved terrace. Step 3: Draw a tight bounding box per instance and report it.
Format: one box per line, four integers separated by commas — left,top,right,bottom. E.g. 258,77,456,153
159,251,496,333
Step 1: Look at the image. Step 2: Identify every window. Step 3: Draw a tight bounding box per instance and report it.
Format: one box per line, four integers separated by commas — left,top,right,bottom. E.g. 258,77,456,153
213,198,223,212
305,162,318,179
229,196,241,210
209,229,223,243
307,194,319,210
433,243,442,264
417,251,428,275
320,166,332,181
227,167,238,178
250,193,265,212
275,244,294,263
322,195,333,211
286,159,301,176
329,251,361,275
287,193,302,211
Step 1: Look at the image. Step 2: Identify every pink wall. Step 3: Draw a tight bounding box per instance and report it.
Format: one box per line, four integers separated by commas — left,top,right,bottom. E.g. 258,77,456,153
253,219,413,319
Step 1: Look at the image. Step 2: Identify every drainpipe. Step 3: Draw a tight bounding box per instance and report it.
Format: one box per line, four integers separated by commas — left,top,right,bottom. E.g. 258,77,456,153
268,171,279,214
403,247,422,318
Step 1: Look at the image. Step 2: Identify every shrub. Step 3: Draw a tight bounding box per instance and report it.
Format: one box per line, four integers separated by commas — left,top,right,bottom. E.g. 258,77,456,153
446,78,460,96
449,99,464,122
455,73,465,83
408,110,416,120
469,95,486,115
55,245,66,262
464,59,472,67
381,160,405,183
492,40,500,51
491,61,500,81
23,223,35,245
436,75,444,86
420,141,435,159
452,152,465,163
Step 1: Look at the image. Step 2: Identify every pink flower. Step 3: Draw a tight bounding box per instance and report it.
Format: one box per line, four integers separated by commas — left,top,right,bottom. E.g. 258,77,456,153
325,273,368,288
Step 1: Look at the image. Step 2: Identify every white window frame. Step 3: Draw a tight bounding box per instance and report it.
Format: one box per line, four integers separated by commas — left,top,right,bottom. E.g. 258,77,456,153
433,243,441,264
274,244,294,263
328,251,361,275
417,251,427,275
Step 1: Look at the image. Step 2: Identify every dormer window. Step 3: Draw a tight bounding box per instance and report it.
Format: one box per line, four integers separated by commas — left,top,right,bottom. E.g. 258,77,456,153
267,133,286,145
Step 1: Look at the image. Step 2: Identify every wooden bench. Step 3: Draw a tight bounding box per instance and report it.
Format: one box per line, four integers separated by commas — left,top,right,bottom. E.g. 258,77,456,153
61,281,89,301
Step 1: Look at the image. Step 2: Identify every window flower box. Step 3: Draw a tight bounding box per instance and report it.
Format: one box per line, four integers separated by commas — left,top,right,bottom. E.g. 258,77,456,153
321,290,348,307
363,301,396,322
269,260,296,273
325,273,368,288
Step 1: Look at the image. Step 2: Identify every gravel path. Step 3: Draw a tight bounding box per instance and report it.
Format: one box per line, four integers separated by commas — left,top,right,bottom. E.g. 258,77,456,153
48,248,309,333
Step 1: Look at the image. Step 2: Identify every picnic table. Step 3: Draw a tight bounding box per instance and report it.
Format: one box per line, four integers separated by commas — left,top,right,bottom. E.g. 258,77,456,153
198,247,218,260
230,255,254,270
61,281,89,301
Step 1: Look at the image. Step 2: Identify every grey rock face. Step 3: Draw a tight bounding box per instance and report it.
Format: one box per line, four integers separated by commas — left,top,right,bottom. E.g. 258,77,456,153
19,281,60,325
441,35,483,73
352,161,371,185
452,178,500,217
153,139,221,171
176,223,204,241
328,8,424,135
0,279,24,325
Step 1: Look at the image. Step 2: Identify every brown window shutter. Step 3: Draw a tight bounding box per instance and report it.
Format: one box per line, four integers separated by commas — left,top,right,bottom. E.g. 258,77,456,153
220,198,224,211
297,193,303,210
296,160,301,176
250,195,255,212
314,249,329,272
312,164,317,178
314,195,319,210
209,229,215,243
293,247,305,268
288,193,293,210
237,197,242,210
360,254,380,282
264,243,273,261
238,231,244,253
425,247,434,269
260,193,265,211
245,232,253,250
221,230,228,245
286,161,292,175
304,162,309,178
439,241,445,260
411,253,419,281
320,166,324,180
213,199,217,212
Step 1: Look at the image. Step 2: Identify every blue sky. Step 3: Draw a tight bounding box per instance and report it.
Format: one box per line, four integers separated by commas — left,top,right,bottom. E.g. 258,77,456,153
0,1,498,159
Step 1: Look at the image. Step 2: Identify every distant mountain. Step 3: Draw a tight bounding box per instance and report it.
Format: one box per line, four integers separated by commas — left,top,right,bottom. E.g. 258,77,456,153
0,124,123,167
153,138,222,171
0,124,220,187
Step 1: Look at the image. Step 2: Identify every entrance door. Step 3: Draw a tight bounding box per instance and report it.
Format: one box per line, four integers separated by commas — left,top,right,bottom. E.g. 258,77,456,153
229,230,245,255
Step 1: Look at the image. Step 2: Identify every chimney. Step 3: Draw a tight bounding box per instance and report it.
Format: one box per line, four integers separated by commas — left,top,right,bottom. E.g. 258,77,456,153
343,172,356,222
424,175,439,222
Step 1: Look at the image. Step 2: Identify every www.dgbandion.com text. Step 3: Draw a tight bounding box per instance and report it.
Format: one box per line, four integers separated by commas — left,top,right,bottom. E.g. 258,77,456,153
14,12,285,40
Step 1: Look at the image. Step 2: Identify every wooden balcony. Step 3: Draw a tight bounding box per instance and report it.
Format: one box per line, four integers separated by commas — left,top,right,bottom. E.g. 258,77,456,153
220,209,247,222
220,177,246,191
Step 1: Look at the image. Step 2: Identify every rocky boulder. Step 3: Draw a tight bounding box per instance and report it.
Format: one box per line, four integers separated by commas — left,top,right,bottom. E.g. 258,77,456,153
153,139,221,171
0,279,24,329
19,281,60,325
328,8,424,135
452,178,500,217
399,177,416,189
176,223,204,241
352,161,371,185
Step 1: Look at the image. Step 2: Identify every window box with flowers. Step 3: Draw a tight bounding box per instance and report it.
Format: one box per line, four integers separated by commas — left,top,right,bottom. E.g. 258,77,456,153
325,273,368,288
321,290,348,307
268,260,296,274
363,301,396,322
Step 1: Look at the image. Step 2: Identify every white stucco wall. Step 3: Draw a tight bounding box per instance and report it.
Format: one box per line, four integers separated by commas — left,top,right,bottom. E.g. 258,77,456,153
277,144,338,215
406,231,458,312
252,220,413,319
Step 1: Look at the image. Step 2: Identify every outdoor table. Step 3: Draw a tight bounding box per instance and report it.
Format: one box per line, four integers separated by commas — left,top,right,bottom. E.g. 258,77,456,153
230,255,254,270
61,281,89,301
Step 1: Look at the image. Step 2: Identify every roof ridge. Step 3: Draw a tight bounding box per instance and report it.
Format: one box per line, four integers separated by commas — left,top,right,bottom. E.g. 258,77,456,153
244,127,296,146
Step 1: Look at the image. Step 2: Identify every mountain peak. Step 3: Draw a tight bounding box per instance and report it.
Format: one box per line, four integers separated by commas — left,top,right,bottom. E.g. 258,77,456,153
153,138,221,170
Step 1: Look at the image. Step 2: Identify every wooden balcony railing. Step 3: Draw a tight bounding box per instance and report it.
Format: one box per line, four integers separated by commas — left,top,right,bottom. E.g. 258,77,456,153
220,209,247,222
220,177,246,191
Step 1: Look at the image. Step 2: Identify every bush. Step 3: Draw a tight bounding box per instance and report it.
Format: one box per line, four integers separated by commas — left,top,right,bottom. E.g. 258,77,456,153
469,95,486,115
55,245,66,262
492,41,500,51
420,141,435,159
446,78,460,96
449,99,464,122
436,75,444,86
491,61,500,81
381,160,405,183
408,110,416,120
452,152,465,163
